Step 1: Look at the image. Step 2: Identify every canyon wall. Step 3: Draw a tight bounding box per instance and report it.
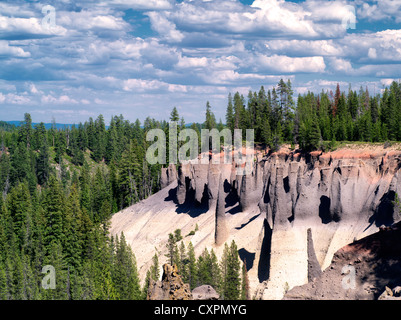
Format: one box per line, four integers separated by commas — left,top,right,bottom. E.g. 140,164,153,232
111,145,401,299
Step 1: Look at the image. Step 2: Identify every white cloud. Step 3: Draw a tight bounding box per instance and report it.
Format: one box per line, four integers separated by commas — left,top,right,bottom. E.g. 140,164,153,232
123,78,187,93
265,39,342,57
340,29,401,63
255,54,326,73
356,0,401,22
0,41,30,57
368,48,377,59
105,0,173,10
146,12,184,43
41,94,78,104
200,69,287,85
246,0,318,36
381,78,396,86
170,0,320,38
29,83,41,94
57,10,129,32
305,0,354,22
1,93,31,104
327,57,353,73
0,15,66,39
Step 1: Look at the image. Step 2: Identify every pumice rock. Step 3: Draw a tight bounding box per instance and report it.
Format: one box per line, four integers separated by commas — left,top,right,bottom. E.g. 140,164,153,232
215,173,229,246
147,264,193,300
111,145,401,300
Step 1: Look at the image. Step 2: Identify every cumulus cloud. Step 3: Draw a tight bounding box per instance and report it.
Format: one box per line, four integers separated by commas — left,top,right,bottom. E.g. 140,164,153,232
255,54,326,73
264,39,342,57
146,12,184,43
167,0,321,39
57,10,129,32
356,0,401,22
41,94,78,104
0,15,67,40
105,0,174,10
123,78,187,93
0,0,400,123
0,41,30,58
0,93,31,104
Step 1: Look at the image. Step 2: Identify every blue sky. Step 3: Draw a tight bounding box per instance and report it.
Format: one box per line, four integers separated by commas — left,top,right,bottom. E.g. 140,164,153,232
0,0,401,124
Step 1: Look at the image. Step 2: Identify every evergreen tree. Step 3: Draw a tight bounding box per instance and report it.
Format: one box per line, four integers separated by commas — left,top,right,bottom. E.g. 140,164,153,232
187,241,197,290
36,137,51,185
170,107,180,122
240,259,249,300
221,241,241,300
42,176,65,249
226,93,235,133
204,101,216,130
113,233,141,300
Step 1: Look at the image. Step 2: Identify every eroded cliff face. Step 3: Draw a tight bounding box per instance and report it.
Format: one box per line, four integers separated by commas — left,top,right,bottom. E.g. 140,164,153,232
283,221,401,300
112,145,401,300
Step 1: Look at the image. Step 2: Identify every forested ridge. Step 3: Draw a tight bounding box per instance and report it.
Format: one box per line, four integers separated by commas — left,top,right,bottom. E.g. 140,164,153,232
224,80,401,151
0,79,400,300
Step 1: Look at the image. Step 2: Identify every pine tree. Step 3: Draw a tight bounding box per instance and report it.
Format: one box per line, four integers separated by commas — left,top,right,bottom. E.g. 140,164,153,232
10,142,31,185
178,242,187,282
42,176,65,249
187,241,197,290
92,115,107,162
220,241,241,300
114,233,141,300
63,185,83,270
197,248,212,286
119,141,141,207
209,249,221,292
165,233,178,266
233,92,244,130
170,107,180,122
7,181,32,249
226,93,235,133
332,83,341,118
0,264,8,300
18,113,32,150
260,113,272,147
36,137,51,185
204,101,216,130
240,259,249,300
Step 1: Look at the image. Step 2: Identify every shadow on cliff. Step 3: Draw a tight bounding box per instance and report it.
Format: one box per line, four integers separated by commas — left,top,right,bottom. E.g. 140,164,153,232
238,248,255,271
368,221,401,299
364,190,396,231
258,219,272,282
164,186,209,218
318,196,339,224
164,178,243,219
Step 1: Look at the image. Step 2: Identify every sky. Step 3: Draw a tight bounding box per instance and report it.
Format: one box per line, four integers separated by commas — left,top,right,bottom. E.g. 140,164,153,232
0,0,401,124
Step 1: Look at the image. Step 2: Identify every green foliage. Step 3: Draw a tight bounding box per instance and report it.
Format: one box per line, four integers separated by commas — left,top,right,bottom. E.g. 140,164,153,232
150,239,246,300
204,101,217,130
0,114,155,300
224,80,401,152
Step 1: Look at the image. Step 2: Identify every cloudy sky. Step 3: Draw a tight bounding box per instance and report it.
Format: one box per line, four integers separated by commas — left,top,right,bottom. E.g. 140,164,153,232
0,0,401,124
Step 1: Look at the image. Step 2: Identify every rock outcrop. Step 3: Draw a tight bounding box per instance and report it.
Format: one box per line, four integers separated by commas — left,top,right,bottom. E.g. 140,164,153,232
378,286,401,300
283,221,401,300
161,164,177,189
112,144,401,300
147,264,193,300
192,285,220,300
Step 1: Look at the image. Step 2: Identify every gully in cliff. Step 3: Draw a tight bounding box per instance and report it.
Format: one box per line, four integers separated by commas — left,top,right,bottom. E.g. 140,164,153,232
145,121,255,176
